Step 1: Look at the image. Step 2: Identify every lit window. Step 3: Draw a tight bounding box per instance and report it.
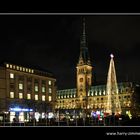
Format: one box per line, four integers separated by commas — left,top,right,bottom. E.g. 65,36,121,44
23,68,25,71
20,67,22,71
35,85,38,92
49,96,52,101
27,94,31,99
42,95,45,101
13,65,15,69
35,95,38,100
42,86,46,93
49,88,52,93
19,93,23,99
17,66,19,70
103,91,106,95
10,73,14,79
6,64,9,68
64,95,66,98
95,91,97,96
10,92,14,98
10,65,12,68
19,83,23,90
26,68,28,72
79,78,83,82
31,70,34,73
67,95,69,98
74,95,76,98
48,80,52,85
61,96,63,99
29,69,31,73
99,91,102,96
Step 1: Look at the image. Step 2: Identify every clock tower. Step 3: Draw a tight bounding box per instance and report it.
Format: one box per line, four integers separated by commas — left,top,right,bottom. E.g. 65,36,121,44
76,18,92,108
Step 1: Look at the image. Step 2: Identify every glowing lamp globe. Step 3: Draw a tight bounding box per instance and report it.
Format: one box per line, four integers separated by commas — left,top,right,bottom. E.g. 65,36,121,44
110,54,114,58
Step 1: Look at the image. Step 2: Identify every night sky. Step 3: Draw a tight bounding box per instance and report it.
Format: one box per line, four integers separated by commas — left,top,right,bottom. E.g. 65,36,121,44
0,14,140,89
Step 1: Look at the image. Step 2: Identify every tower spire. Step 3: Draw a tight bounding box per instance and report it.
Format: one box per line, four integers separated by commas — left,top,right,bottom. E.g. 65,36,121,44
76,17,93,104
81,17,86,48
78,17,91,66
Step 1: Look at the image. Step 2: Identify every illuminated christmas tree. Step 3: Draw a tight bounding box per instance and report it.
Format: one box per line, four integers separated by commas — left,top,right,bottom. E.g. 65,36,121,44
106,54,122,115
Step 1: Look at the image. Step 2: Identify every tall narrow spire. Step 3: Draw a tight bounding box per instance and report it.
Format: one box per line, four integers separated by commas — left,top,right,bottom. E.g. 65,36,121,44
78,17,91,66
81,17,86,48
76,17,93,102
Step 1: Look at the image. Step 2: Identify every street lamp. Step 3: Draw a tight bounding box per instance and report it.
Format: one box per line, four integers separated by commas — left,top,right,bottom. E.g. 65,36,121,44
45,112,48,126
75,109,78,126
66,111,69,126
56,107,60,126
3,111,8,126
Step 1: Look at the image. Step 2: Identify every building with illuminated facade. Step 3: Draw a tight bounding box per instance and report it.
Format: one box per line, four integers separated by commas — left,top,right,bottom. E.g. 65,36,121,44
0,62,56,122
55,18,139,116
56,83,135,115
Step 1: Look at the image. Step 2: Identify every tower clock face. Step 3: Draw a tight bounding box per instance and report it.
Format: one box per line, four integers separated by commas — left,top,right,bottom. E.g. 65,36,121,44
79,78,83,82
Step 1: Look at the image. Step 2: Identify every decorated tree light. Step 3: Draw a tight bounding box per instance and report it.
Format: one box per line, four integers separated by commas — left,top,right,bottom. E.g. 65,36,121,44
106,54,122,115
110,53,114,58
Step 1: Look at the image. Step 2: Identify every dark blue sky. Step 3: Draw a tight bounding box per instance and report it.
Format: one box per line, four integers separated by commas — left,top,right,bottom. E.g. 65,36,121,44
0,14,140,89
